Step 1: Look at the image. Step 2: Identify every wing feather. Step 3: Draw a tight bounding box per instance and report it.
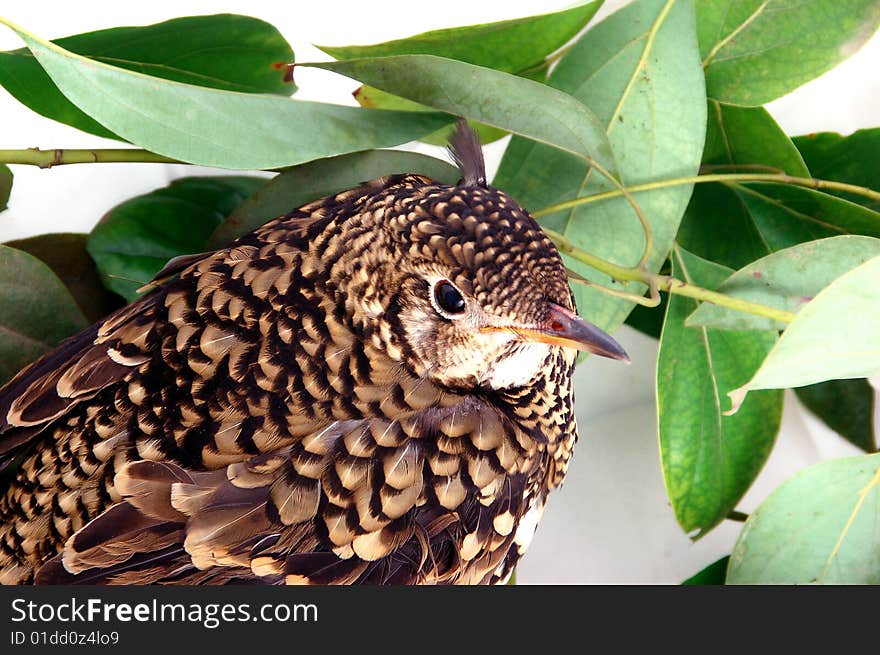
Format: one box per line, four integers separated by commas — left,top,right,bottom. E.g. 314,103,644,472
30,397,527,586
0,292,163,463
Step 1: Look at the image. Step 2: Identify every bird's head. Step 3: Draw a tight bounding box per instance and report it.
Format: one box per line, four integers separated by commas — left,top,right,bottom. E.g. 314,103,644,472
321,123,628,393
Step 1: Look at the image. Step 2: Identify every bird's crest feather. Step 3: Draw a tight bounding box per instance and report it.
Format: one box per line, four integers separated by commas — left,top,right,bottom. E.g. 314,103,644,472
448,119,486,187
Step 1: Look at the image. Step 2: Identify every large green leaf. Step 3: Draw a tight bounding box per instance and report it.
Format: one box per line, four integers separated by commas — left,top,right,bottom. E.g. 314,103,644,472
794,129,880,212
494,0,706,332
0,165,10,211
5,233,121,323
697,0,880,106
688,234,880,455
210,151,459,247
658,247,781,535
729,256,880,411
796,380,876,453
351,85,506,146
677,102,809,268
0,19,451,170
699,184,880,271
679,104,880,269
682,556,730,584
328,1,603,146
728,453,880,584
736,184,880,251
0,245,88,386
703,102,810,177
88,176,265,301
0,14,296,140
351,58,554,145
309,55,616,174
317,1,602,72
687,236,880,330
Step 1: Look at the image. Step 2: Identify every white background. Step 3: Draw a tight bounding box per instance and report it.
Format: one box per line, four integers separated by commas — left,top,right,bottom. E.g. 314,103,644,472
1,0,878,583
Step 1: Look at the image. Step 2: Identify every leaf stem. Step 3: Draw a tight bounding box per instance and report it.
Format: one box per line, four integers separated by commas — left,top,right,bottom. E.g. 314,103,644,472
726,510,749,523
545,228,797,324
566,271,661,306
532,172,880,218
0,148,180,168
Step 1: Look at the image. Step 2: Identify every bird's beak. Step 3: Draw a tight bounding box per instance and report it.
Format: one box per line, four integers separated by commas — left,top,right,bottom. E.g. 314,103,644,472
483,302,630,362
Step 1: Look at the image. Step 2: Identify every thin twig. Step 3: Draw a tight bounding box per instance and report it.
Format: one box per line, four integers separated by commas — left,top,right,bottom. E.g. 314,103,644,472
533,172,880,218
0,148,180,168
546,228,797,324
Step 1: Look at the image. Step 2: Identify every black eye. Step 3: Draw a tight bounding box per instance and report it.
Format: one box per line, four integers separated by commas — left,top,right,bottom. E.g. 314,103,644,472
432,280,466,317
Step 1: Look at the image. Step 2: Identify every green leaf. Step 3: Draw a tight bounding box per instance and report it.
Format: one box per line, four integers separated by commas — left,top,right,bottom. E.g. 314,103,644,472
210,151,459,247
796,379,876,452
0,164,11,211
658,247,781,535
685,184,880,271
0,19,451,169
327,1,603,147
682,556,730,584
624,293,669,340
679,104,880,269
4,233,122,323
0,245,88,386
352,85,506,146
87,176,265,301
794,129,880,211
727,453,880,584
687,235,880,331
698,0,880,106
518,60,554,84
677,102,809,269
737,183,880,250
0,14,296,140
309,55,616,175
705,102,810,177
729,256,880,411
317,1,603,73
494,0,706,332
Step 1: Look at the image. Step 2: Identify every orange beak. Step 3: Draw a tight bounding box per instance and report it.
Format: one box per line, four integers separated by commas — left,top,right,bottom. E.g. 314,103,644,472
483,302,630,362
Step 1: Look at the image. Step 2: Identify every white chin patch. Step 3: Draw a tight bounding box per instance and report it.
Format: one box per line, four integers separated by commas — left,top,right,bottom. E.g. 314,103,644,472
485,343,551,390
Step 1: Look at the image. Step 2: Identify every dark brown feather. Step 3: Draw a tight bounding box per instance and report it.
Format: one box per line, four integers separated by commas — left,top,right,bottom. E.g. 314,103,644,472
447,119,486,187
0,325,101,436
138,251,218,293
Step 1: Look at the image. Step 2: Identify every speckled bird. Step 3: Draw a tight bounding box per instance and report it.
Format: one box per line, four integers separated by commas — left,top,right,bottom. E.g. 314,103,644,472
0,123,628,585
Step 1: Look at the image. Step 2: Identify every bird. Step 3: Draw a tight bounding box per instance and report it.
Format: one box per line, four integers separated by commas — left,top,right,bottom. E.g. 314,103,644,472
0,122,628,585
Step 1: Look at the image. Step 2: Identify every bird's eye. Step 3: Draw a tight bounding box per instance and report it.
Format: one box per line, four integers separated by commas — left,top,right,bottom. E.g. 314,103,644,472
431,280,466,318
